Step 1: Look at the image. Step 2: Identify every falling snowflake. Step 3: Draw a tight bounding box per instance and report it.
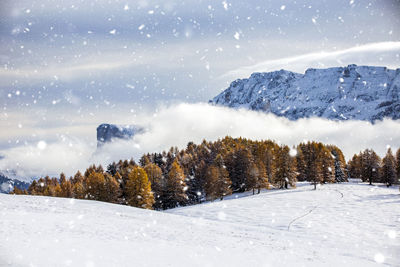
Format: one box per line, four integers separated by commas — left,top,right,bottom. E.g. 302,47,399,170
37,141,47,150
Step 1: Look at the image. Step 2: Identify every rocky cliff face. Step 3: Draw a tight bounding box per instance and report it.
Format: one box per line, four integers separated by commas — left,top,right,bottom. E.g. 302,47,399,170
211,64,400,121
96,124,144,147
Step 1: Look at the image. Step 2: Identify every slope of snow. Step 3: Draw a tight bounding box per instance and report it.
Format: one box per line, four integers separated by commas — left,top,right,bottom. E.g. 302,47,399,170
0,183,399,266
211,65,400,121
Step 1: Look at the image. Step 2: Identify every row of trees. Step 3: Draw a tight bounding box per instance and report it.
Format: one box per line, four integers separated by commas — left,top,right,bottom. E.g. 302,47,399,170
12,137,399,210
348,148,400,186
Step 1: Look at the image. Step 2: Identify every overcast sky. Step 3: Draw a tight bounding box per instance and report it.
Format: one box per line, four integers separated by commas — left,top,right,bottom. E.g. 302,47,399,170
0,0,400,177
1,0,399,108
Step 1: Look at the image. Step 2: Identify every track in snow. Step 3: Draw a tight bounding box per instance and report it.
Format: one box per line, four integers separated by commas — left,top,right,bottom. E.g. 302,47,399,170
287,186,344,231
287,205,319,231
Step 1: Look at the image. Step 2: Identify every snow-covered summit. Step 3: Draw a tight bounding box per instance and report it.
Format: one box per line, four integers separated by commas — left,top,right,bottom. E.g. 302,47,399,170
211,65,400,121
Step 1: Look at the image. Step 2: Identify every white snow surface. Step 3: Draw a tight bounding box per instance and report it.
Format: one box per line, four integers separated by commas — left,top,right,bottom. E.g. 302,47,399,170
211,64,400,121
0,182,399,266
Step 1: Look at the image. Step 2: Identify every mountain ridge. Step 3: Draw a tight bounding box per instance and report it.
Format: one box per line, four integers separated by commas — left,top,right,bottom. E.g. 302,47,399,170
211,64,400,121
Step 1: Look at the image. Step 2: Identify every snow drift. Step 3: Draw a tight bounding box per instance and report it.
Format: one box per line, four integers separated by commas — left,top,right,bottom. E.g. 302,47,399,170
0,182,399,266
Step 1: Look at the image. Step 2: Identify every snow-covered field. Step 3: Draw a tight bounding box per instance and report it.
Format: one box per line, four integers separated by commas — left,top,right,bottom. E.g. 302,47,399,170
0,182,399,267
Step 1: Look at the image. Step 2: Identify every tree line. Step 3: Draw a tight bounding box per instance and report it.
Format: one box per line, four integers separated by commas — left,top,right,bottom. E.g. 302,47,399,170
12,137,400,210
347,148,399,186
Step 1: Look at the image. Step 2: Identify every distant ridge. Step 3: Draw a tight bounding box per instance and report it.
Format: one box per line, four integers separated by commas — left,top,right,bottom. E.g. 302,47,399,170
96,124,144,147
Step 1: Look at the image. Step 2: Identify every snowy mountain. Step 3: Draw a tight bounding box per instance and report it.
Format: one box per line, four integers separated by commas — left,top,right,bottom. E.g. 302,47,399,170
97,124,144,147
0,173,30,193
1,182,399,266
211,64,400,121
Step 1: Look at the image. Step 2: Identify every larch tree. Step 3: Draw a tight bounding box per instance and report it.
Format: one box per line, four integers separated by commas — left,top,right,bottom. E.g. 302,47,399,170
204,165,219,201
125,166,154,209
103,173,120,203
59,173,73,198
204,154,232,201
320,148,335,184
264,148,276,184
84,171,106,201
214,159,232,200
274,145,297,189
71,171,85,199
248,162,259,195
255,160,268,194
306,143,323,190
348,153,362,179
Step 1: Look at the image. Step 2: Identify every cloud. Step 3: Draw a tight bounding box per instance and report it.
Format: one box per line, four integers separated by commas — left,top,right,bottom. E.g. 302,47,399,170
1,103,399,180
0,138,93,180
0,55,135,83
0,39,214,85
223,42,400,79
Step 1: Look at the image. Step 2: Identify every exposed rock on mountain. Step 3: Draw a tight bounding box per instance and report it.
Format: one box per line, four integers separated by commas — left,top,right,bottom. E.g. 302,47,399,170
0,173,30,193
211,65,400,121
97,124,144,147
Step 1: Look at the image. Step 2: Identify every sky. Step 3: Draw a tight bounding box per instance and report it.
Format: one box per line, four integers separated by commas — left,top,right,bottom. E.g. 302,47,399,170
0,0,400,178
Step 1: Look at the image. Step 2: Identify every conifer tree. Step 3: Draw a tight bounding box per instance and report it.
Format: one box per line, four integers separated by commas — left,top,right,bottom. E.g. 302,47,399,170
72,181,85,199
54,183,62,196
332,150,346,182
59,173,73,198
248,162,261,194
85,171,106,201
334,159,346,182
103,173,120,203
125,166,154,209
163,160,187,209
214,155,232,199
11,186,25,195
106,162,118,176
295,148,307,181
255,160,268,193
204,154,232,200
72,171,85,199
274,145,297,189
144,163,163,209
396,148,400,183
381,148,396,187
306,143,323,190
348,153,362,179
361,149,381,185
139,154,151,167
227,148,254,192
190,159,207,203
320,148,335,184
204,165,219,201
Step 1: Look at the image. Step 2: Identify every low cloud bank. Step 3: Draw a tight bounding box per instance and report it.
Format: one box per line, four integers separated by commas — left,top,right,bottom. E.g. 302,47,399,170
1,103,399,180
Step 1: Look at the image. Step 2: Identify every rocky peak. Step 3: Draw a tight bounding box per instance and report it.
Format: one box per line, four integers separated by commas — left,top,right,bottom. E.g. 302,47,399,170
211,64,400,121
